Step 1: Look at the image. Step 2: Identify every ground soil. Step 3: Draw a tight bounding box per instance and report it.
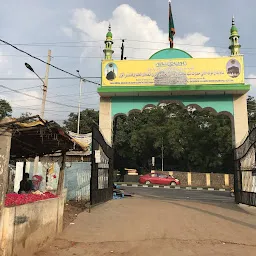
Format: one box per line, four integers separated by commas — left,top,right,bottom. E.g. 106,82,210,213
63,200,89,228
35,197,256,256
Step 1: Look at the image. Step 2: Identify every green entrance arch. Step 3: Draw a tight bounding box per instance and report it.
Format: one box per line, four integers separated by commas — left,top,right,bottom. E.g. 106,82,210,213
98,20,250,154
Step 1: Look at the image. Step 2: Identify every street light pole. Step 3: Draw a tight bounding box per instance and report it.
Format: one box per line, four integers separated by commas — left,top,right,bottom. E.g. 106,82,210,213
77,77,82,135
41,50,51,118
24,50,51,174
24,49,51,118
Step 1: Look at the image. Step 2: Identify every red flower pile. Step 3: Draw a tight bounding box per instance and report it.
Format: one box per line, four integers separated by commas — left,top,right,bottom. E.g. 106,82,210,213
5,192,57,207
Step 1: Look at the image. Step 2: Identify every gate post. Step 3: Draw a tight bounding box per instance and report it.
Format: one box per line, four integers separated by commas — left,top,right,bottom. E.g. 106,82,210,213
233,94,249,148
0,118,12,252
99,97,112,146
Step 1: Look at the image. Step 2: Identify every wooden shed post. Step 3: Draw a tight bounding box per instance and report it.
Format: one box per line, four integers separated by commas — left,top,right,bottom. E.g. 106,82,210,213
0,118,12,237
57,151,66,196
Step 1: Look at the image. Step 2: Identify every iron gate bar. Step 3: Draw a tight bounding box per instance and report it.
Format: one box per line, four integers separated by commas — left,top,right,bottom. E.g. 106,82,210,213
234,126,256,161
234,128,256,207
90,125,114,206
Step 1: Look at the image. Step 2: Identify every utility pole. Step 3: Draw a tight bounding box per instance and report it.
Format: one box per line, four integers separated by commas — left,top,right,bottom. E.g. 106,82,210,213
76,70,85,136
121,40,124,60
77,77,83,135
161,137,164,172
121,39,127,60
41,49,51,118
26,50,51,174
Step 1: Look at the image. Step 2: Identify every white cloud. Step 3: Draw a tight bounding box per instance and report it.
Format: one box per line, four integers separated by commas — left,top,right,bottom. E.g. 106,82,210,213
175,33,220,58
61,27,73,38
66,4,221,62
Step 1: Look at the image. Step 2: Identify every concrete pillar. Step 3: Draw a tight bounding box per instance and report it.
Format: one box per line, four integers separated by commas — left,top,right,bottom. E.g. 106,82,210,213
206,173,211,187
187,172,191,186
0,118,12,255
99,97,112,145
233,94,249,147
224,174,230,187
0,207,15,255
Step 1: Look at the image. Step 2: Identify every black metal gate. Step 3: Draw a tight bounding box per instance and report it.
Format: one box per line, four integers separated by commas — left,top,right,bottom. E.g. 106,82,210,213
90,125,113,205
234,127,256,206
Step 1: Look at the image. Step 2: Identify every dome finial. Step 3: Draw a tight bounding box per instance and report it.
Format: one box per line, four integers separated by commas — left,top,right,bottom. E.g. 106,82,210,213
232,15,235,26
108,23,111,32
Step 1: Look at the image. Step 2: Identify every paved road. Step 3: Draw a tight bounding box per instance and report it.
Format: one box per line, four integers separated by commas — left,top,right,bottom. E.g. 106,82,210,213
122,186,235,206
37,196,256,256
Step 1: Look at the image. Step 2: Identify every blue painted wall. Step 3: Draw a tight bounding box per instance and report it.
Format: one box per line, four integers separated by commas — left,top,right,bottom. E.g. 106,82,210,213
64,162,91,201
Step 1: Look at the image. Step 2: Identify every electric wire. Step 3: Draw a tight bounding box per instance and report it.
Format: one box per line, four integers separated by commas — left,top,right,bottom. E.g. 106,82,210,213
0,38,100,85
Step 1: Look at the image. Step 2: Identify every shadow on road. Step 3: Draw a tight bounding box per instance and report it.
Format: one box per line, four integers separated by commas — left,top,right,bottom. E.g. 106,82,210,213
170,201,256,230
123,186,251,215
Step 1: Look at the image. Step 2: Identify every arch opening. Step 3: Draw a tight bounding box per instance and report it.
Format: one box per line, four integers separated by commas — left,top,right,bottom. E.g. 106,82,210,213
112,101,234,179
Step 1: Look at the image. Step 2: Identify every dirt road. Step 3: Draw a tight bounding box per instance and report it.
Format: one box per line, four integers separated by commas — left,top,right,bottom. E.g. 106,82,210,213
36,197,256,256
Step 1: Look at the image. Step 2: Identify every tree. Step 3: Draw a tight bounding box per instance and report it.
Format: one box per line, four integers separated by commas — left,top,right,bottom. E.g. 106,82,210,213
63,109,99,134
19,112,36,123
0,99,12,120
247,95,256,129
113,104,233,174
20,112,33,119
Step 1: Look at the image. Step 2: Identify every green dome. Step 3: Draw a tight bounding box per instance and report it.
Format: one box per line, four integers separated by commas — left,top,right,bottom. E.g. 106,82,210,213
231,25,238,33
106,31,112,38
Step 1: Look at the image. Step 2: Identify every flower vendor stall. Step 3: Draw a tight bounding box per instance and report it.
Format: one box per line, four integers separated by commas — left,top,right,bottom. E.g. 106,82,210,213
0,116,83,256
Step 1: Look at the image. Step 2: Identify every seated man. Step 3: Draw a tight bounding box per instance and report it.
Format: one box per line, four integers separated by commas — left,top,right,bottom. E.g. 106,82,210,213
18,173,33,194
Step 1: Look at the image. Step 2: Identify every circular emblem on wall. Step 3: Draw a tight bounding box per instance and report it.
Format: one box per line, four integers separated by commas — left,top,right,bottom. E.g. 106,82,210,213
226,59,241,78
105,62,118,81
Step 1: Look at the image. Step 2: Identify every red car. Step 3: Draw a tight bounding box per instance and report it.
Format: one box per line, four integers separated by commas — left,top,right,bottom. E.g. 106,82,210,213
139,173,180,186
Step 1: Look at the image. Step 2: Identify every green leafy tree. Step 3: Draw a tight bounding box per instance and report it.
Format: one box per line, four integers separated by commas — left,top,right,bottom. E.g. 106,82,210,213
0,99,12,120
247,95,256,129
113,104,233,174
19,112,36,122
63,109,99,134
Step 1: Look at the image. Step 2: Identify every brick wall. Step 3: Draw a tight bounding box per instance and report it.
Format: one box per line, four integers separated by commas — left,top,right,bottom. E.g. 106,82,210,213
120,170,234,189
171,172,188,186
211,173,225,188
191,173,207,187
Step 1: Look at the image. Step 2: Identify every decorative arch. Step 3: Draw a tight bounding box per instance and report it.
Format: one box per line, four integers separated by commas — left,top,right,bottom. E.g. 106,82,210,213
111,95,234,118
113,113,128,120
128,109,142,116
112,99,235,145
113,100,234,122
142,104,157,111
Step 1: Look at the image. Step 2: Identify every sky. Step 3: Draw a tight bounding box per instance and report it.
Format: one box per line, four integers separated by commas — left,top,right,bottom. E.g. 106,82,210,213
0,0,255,123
